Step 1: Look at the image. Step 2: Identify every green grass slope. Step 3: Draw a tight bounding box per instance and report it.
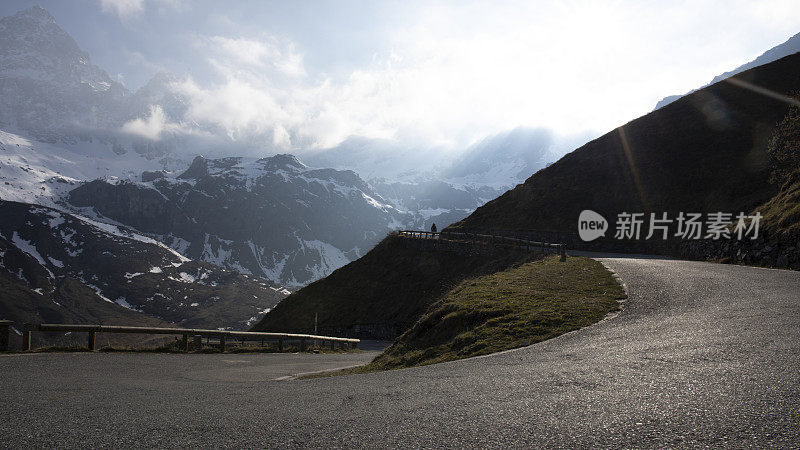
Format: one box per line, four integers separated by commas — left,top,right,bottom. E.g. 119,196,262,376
252,234,536,339
304,256,624,376
450,52,800,246
366,256,624,370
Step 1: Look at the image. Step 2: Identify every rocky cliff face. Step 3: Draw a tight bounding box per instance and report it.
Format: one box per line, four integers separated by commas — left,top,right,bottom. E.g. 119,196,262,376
68,155,409,287
0,6,130,142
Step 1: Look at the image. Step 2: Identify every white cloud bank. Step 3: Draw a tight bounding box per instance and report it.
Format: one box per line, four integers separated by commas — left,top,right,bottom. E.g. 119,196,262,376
116,1,800,155
121,105,190,140
98,0,183,20
98,0,144,19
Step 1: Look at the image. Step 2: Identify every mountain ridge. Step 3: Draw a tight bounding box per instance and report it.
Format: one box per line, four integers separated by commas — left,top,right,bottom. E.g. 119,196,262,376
654,33,800,109
450,51,800,256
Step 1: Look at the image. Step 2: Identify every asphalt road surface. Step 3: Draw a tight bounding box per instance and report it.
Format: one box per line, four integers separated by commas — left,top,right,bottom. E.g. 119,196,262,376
2,254,799,447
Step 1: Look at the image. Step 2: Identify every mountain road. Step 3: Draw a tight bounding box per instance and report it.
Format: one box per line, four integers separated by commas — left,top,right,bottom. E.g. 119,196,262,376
1,254,798,447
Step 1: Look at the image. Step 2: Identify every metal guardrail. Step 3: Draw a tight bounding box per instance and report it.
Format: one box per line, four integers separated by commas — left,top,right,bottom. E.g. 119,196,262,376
16,323,359,352
397,230,567,261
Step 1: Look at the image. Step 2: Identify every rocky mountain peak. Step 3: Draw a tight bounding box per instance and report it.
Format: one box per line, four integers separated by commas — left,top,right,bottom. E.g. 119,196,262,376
10,5,56,25
260,154,307,171
0,6,130,139
1,6,90,69
177,155,209,179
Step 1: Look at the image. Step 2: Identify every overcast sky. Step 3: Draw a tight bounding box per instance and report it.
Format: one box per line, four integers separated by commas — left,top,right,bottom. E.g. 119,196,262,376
2,0,800,152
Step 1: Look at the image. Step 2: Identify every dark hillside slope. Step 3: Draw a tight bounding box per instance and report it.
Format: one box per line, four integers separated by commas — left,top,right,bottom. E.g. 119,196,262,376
0,271,175,349
252,235,534,339
451,52,800,247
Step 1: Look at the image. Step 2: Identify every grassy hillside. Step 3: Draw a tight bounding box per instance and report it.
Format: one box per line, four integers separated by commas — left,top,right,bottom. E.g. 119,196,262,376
364,256,624,370
252,234,536,338
450,52,800,245
759,101,800,238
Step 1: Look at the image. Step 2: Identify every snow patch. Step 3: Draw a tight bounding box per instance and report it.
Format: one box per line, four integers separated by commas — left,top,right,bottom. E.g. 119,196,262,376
169,272,196,283
47,256,64,268
115,297,140,311
11,231,54,278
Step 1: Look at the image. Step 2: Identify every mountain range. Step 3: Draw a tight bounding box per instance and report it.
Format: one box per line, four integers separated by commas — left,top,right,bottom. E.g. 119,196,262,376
260,46,800,340
0,6,559,332
5,5,797,336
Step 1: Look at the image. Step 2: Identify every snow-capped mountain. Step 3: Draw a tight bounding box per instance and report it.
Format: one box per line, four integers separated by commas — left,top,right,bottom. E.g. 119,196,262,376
0,5,560,296
67,154,409,287
444,127,557,187
0,129,165,207
0,200,286,330
305,128,564,231
654,31,800,110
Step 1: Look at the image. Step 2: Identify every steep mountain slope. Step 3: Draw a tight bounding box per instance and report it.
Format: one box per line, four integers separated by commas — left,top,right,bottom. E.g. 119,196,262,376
0,6,192,161
0,200,286,329
451,52,800,252
655,33,800,109
67,155,409,287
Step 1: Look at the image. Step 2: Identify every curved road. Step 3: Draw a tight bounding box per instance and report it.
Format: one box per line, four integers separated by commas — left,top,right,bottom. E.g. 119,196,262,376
2,254,799,447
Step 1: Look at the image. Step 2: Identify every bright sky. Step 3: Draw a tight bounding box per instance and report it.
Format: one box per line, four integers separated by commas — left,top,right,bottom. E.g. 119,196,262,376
2,0,800,152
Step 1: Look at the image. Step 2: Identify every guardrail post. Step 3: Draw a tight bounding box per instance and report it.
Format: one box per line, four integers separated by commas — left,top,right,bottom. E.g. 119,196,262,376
22,323,32,352
0,320,11,352
88,331,97,351
300,338,307,352
182,333,189,352
278,338,284,352
560,244,567,262
193,335,202,350
330,339,335,350
219,335,227,352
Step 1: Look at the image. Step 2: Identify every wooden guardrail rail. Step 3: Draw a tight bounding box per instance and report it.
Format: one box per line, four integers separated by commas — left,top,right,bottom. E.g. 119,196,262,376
397,230,567,261
19,323,359,353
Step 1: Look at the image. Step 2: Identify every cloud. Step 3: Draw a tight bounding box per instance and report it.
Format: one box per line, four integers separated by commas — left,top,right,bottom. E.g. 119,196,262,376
98,0,185,20
205,36,306,78
98,0,145,19
122,1,800,155
121,105,181,140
